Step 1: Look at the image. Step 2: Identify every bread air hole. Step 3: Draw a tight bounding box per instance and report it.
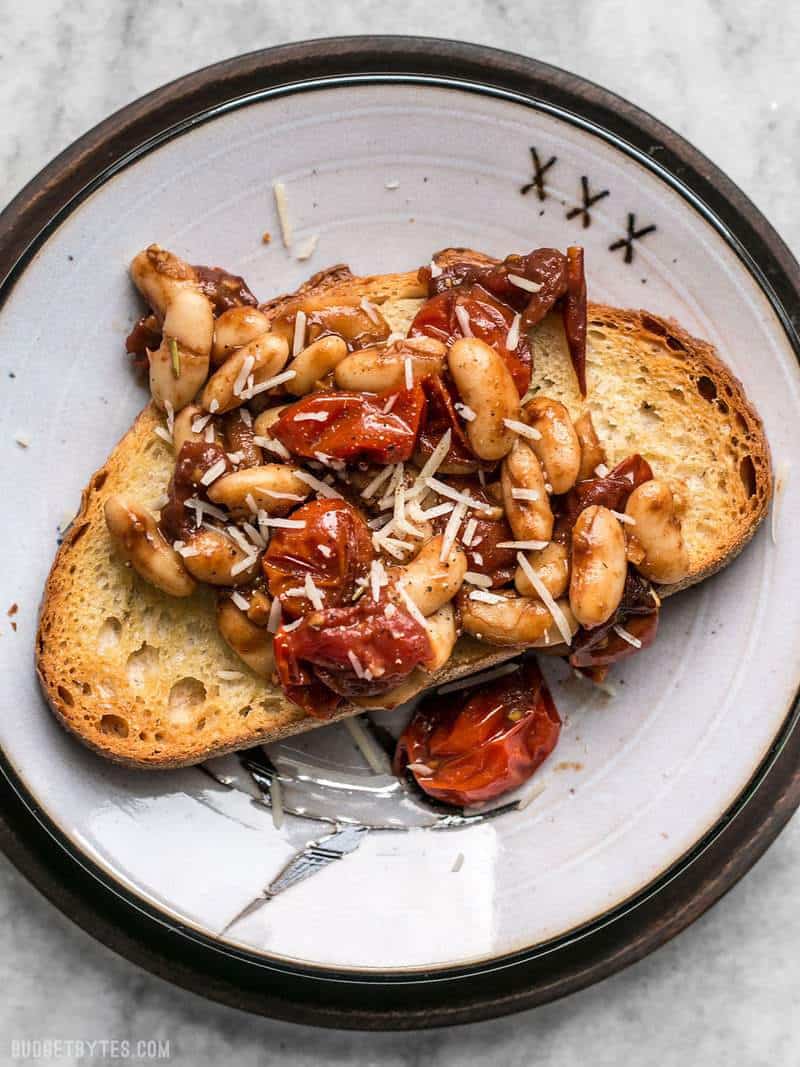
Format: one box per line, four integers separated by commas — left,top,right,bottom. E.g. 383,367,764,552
97,616,122,654
739,455,757,497
126,642,160,687
57,685,74,707
168,677,206,726
696,375,717,401
99,714,129,738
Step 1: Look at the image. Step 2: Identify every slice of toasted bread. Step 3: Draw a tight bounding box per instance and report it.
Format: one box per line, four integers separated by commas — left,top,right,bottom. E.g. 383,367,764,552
36,258,771,768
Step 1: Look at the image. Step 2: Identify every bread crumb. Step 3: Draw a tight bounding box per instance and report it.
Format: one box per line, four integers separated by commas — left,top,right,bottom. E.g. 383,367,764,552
385,179,400,190
7,603,18,617
14,433,29,448
261,231,271,245
295,234,319,262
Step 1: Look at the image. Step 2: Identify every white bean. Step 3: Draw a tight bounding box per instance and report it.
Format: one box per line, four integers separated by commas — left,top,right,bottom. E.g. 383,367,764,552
181,528,260,586
522,396,581,494
149,288,214,412
501,438,554,542
514,541,570,598
334,337,445,393
287,335,349,395
216,598,274,677
201,333,289,414
448,337,519,460
207,465,311,516
390,536,467,616
212,307,269,366
104,495,196,597
625,480,690,584
569,505,627,627
462,593,577,646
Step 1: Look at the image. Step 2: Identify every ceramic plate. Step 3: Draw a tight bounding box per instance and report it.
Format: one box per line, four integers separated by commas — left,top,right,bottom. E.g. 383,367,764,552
1,39,800,1029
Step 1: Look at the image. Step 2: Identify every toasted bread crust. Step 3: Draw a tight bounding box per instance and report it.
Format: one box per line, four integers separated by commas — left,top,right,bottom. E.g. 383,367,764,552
36,254,771,768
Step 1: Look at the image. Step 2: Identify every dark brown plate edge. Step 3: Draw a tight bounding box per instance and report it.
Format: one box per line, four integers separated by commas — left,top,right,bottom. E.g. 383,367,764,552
1,36,799,1030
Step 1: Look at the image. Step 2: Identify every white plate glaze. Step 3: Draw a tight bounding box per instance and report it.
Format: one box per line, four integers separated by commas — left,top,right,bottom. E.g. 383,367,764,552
1,79,798,972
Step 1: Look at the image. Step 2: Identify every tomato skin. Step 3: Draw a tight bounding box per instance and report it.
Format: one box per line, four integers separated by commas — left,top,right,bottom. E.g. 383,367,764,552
394,660,561,806
262,499,373,618
272,385,426,465
415,375,484,473
556,454,653,540
409,284,532,396
274,598,432,719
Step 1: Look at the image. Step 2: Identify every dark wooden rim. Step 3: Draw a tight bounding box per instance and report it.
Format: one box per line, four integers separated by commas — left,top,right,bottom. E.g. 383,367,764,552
2,37,800,1030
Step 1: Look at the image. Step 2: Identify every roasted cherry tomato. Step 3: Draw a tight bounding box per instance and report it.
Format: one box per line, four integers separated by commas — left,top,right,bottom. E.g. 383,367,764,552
394,660,561,806
274,598,432,718
431,478,515,586
272,385,426,465
420,246,587,395
159,440,231,541
409,283,532,395
415,375,483,473
262,498,373,617
125,313,162,369
192,264,259,314
557,454,653,539
570,568,659,677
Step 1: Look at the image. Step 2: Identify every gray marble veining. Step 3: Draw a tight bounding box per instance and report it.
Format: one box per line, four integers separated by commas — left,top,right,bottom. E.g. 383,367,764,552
2,1,799,1064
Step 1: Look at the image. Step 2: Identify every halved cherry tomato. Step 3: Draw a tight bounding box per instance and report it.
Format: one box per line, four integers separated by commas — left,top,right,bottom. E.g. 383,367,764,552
570,568,659,679
420,246,587,395
274,598,432,718
262,498,373,617
409,283,532,395
557,454,653,539
159,440,231,541
394,660,561,806
272,385,426,465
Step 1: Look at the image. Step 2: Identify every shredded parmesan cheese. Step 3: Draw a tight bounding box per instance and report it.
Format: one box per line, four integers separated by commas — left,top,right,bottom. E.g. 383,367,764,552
507,313,522,350
404,356,413,390
613,624,642,649
246,368,297,399
426,477,493,513
451,852,465,873
347,650,365,678
462,517,479,547
295,233,319,261
217,669,244,681
469,589,505,605
511,487,541,502
440,501,467,561
304,573,324,611
496,539,550,550
454,402,476,422
272,180,292,249
293,411,329,423
464,571,492,588
397,582,428,629
292,310,307,358
610,510,636,525
515,552,573,646
200,459,227,486
192,413,212,433
406,430,452,499
361,464,395,500
503,417,542,441
429,259,442,278
454,305,473,337
343,717,392,774
507,273,542,293
360,296,380,324
270,774,285,829
259,517,307,529
153,426,172,445
230,554,257,577
294,470,343,499
231,591,250,612
233,355,256,398
267,596,283,633
594,463,609,477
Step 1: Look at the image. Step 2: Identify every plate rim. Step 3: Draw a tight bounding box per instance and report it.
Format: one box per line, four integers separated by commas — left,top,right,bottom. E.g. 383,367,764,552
2,35,800,1030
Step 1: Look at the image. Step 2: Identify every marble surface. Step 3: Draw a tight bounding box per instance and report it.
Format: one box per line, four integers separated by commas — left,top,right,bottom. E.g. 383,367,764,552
1,1,799,1063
